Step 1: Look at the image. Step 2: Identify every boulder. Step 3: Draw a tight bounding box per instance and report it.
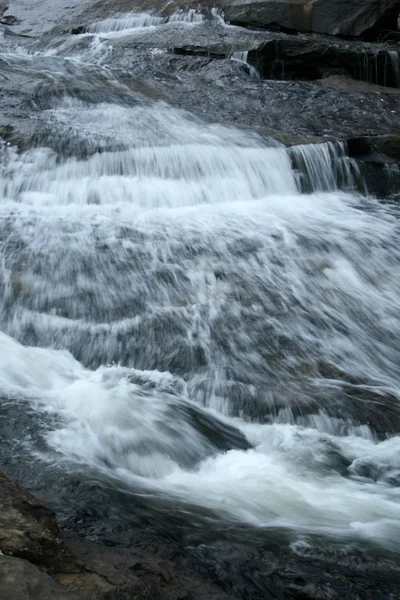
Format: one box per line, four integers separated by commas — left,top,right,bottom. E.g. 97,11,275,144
224,0,400,38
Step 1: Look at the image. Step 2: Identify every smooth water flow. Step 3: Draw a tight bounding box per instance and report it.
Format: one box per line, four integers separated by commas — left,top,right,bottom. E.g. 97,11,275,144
1,8,400,563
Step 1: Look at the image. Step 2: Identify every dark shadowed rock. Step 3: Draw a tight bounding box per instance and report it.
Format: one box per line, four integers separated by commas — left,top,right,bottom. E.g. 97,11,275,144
224,0,400,38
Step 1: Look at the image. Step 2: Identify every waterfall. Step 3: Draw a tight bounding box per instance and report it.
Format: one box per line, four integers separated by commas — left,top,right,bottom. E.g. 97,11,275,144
2,8,400,565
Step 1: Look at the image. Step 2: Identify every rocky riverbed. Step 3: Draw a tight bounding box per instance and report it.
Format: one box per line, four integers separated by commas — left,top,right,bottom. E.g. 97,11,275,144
1,1,400,599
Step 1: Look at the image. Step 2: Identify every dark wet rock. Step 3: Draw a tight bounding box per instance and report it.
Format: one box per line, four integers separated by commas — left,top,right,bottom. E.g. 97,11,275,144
224,0,400,39
248,34,400,88
348,133,400,163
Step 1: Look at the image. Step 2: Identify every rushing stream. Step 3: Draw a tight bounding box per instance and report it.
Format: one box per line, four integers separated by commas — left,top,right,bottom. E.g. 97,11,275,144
1,8,400,568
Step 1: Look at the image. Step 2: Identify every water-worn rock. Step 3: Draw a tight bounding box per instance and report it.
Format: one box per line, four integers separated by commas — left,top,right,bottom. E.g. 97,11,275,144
224,0,400,38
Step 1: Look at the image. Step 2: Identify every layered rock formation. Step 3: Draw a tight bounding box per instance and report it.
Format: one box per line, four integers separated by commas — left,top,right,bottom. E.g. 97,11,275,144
224,0,400,38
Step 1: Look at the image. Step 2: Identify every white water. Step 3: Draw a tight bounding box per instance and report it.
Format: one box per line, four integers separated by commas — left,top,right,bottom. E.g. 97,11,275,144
1,9,400,559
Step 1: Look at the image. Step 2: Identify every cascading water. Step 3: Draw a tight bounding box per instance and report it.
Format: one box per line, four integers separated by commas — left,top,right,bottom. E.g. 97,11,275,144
86,9,204,36
1,6,400,567
357,49,400,88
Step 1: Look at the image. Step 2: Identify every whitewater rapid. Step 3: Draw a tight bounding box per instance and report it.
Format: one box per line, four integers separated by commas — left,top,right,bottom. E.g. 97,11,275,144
1,8,400,561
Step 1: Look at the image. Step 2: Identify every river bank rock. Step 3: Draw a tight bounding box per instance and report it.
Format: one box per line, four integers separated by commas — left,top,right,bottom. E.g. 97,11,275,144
0,470,237,599
224,0,400,39
0,557,83,600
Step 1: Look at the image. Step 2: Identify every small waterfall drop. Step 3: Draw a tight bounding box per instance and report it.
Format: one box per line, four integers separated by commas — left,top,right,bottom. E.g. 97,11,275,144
357,49,400,88
289,142,359,193
231,50,260,79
